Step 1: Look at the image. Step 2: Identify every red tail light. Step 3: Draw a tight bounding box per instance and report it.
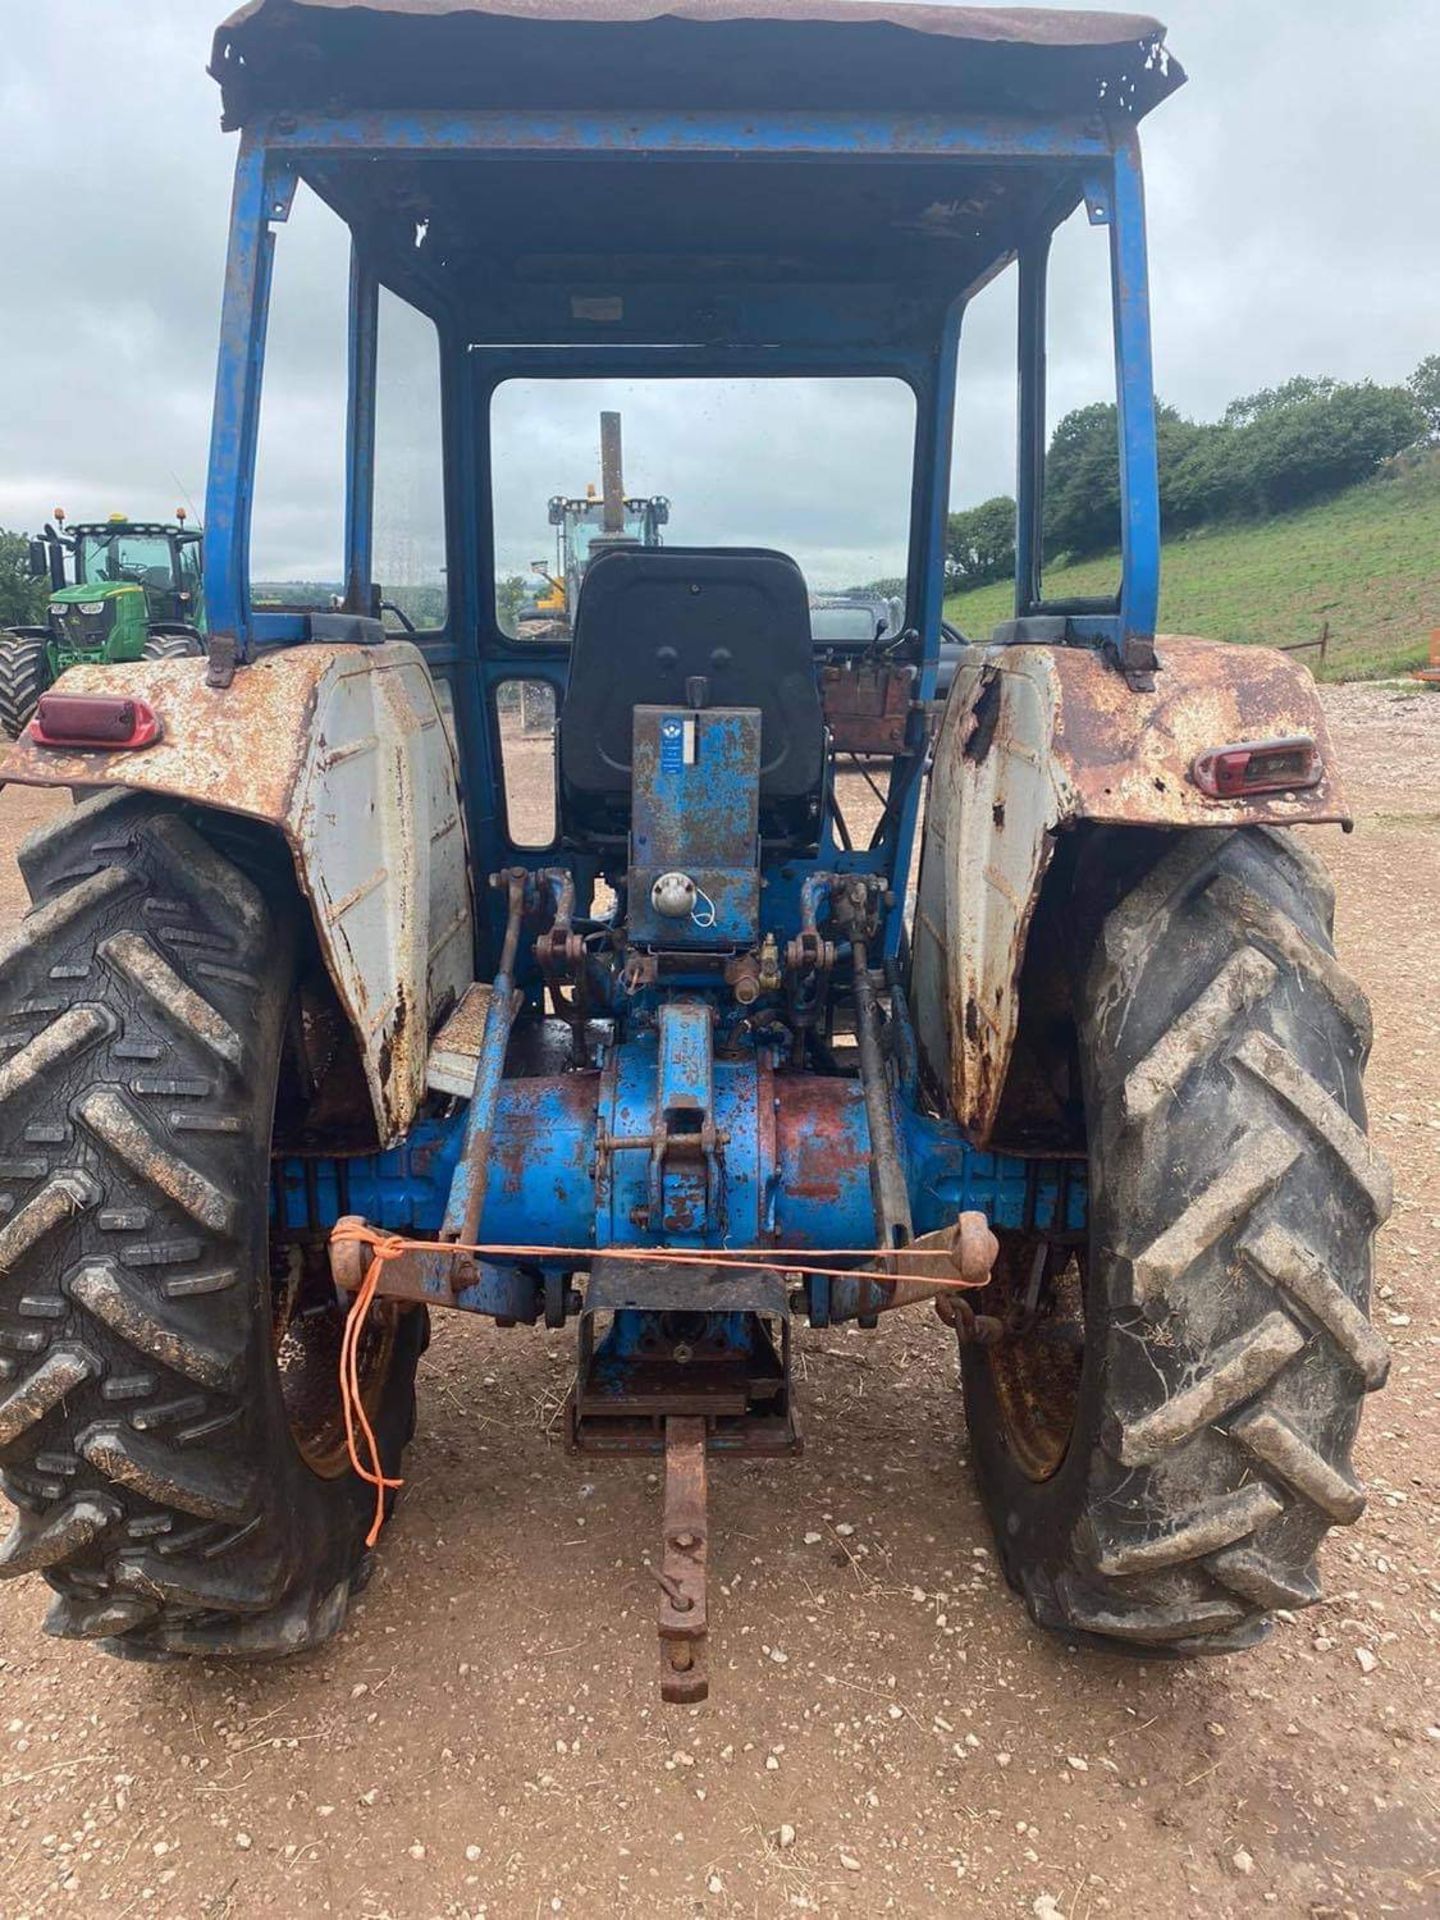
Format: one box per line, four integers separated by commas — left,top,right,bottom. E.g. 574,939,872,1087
30,693,163,750
1190,735,1321,799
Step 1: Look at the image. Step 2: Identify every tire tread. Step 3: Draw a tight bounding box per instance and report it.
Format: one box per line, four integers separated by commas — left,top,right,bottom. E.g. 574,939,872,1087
0,791,421,1658
965,825,1389,1650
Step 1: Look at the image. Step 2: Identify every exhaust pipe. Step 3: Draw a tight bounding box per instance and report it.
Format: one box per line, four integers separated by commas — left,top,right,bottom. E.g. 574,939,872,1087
600,410,625,534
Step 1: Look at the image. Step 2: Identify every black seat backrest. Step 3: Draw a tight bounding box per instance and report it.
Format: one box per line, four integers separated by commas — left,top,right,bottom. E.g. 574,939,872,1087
558,546,825,843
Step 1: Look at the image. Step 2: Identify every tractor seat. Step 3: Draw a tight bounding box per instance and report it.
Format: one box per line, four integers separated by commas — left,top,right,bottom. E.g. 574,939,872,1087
558,546,824,846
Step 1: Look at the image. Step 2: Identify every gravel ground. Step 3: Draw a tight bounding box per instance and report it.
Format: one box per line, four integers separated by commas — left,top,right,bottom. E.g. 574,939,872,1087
0,682,1435,1918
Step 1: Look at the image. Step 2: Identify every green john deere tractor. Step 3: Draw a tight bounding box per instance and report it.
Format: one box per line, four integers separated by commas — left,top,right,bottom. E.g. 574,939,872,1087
0,512,206,738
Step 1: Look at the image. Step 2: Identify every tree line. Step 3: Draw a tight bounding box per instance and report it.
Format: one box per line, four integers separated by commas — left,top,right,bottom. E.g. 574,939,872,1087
947,355,1440,591
0,531,47,629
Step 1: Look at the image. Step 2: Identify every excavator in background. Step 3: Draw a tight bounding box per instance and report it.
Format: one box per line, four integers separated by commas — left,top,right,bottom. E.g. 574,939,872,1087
517,411,668,636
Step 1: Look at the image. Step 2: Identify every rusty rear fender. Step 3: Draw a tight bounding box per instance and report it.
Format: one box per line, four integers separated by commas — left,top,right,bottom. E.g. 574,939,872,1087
0,644,474,1146
910,636,1346,1145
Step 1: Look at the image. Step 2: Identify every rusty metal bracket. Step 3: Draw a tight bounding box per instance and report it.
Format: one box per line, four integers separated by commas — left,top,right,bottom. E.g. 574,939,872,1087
566,1256,797,1455
329,1216,542,1324
657,1416,709,1704
1112,629,1159,692
205,632,238,688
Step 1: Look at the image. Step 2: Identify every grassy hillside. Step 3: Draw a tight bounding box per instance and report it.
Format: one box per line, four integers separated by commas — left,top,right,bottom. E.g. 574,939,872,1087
943,455,1440,680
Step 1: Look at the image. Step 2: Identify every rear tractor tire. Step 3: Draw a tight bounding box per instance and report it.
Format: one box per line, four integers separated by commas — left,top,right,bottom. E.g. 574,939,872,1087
0,630,50,740
961,826,1390,1652
0,790,423,1657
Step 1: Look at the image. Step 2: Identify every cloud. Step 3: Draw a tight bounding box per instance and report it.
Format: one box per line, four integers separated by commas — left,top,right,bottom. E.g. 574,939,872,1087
0,5,229,528
1,1,1435,592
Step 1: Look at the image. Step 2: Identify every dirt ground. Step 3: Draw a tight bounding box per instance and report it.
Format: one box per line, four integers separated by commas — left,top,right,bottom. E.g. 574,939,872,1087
0,684,1436,1919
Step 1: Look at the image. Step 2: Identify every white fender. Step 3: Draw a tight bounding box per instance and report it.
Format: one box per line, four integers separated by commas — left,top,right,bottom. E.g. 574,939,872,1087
0,643,472,1145
911,636,1348,1145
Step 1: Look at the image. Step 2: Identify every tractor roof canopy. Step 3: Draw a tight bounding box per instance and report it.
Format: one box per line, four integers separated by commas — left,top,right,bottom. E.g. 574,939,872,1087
211,1,1180,119
210,1,1182,347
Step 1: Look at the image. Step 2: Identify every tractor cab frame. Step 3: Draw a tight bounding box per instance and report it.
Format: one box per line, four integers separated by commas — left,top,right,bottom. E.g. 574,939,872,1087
203,2,1171,718
196,4,1199,978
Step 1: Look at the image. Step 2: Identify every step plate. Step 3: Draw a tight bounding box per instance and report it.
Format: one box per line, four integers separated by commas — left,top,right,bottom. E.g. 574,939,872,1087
586,1257,790,1319
567,1256,798,1457
425,981,495,1098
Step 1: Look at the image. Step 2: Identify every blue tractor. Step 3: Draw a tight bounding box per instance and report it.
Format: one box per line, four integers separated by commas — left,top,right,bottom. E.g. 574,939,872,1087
0,3,1389,1695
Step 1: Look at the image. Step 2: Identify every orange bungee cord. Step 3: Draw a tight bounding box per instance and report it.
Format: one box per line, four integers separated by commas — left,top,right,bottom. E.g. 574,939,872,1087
330,1218,992,1544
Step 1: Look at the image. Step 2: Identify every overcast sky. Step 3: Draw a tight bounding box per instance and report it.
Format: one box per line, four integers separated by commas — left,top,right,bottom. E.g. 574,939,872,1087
2,1,1437,594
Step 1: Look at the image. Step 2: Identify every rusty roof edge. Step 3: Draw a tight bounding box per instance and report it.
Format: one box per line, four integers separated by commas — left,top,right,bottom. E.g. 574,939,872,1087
213,0,1172,48
209,1,1183,127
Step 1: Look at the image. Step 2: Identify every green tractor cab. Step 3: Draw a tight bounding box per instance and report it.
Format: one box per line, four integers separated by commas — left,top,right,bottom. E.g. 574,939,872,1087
0,513,206,737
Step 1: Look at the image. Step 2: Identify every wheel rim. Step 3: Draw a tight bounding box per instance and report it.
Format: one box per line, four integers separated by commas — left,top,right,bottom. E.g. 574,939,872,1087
272,1250,401,1480
978,1236,1088,1483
